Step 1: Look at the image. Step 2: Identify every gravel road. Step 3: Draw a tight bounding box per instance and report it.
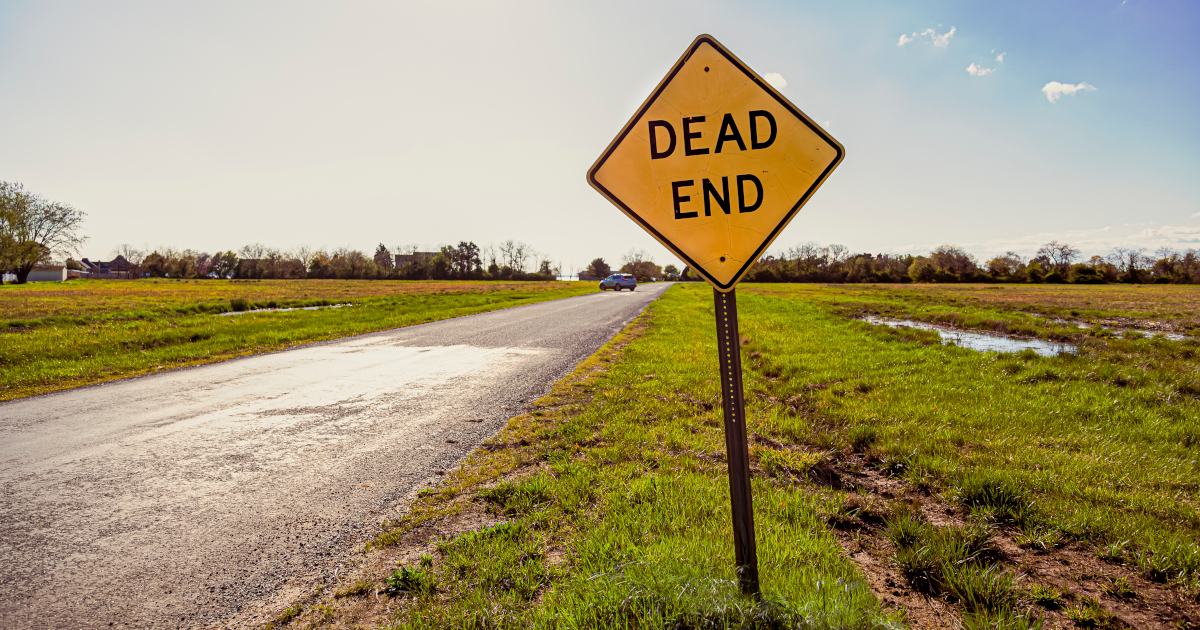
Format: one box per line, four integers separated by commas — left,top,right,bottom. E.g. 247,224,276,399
0,283,670,629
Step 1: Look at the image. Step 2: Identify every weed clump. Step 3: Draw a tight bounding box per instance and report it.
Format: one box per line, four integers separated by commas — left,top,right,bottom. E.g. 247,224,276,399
939,563,1018,614
1027,583,1064,609
1066,596,1117,628
848,424,878,450
953,470,1035,526
479,476,552,516
383,566,435,597
885,514,1035,627
1131,538,1200,583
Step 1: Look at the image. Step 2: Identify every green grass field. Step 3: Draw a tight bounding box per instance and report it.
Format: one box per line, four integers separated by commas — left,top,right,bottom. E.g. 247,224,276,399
12,280,1196,627
0,278,595,401
287,282,1200,630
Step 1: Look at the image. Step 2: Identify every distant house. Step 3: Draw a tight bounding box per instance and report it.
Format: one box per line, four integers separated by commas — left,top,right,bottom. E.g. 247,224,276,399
80,256,133,279
395,252,437,267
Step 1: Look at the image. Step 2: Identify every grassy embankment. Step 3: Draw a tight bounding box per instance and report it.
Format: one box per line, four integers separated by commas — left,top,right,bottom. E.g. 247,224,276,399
0,279,595,401
295,282,1199,630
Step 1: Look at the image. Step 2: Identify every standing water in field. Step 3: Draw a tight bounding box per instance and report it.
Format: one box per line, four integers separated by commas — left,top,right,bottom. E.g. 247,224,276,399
865,317,1076,357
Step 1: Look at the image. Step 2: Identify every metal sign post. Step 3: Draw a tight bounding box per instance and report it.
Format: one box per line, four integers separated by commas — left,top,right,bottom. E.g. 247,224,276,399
713,288,759,596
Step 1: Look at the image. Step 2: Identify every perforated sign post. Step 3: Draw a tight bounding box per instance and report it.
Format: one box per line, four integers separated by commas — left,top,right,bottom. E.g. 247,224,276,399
587,34,844,596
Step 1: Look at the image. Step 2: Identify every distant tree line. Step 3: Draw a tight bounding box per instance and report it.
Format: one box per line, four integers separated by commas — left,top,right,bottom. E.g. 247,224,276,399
11,178,1197,286
746,241,1200,284
96,240,561,281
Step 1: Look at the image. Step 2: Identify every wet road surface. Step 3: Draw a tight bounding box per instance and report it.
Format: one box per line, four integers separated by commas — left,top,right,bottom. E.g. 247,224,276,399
0,283,670,629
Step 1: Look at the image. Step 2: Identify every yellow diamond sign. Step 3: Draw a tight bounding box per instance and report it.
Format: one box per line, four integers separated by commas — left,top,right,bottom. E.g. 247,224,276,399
587,34,845,291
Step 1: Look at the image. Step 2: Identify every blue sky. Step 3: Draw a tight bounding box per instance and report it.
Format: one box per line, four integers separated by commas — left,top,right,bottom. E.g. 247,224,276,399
1,0,1196,271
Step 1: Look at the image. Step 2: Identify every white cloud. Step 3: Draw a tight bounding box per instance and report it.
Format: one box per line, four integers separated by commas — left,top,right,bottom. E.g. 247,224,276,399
929,26,955,48
996,52,1006,62
966,63,994,76
1192,212,1200,218
897,26,954,48
762,72,787,90
1042,81,1097,103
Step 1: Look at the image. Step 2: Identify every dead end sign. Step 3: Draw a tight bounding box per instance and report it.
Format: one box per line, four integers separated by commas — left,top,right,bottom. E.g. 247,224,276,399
586,34,846,597
587,34,844,292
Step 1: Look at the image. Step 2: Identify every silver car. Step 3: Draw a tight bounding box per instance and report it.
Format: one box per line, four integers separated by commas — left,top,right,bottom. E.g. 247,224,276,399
599,274,637,291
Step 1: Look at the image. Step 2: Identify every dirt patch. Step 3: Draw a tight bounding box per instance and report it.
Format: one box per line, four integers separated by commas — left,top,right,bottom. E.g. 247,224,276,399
825,454,1199,629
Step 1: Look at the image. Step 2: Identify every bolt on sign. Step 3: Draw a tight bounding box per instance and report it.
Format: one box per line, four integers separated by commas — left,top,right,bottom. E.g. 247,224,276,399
587,34,845,597
587,34,844,292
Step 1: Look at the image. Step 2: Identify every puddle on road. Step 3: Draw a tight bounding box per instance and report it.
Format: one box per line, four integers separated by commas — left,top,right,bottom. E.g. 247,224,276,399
864,317,1077,357
219,303,351,316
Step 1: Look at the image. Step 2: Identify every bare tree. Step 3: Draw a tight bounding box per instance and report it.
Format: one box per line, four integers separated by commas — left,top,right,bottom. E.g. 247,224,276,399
514,242,532,272
110,243,145,265
621,248,650,266
498,240,515,269
495,240,534,272
238,243,267,260
1107,247,1151,279
1036,241,1080,271
786,242,828,270
294,245,314,270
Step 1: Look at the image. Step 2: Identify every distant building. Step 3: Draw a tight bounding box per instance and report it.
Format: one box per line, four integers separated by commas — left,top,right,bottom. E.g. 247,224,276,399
25,264,65,282
80,256,133,279
395,252,437,267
